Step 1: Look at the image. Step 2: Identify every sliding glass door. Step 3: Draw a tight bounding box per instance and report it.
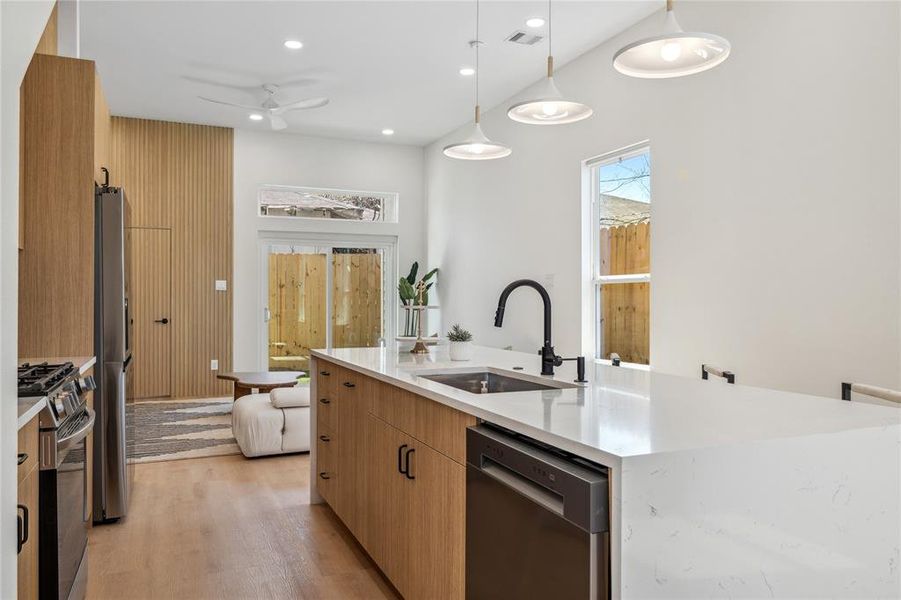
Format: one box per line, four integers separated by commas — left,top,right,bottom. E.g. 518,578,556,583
261,239,393,373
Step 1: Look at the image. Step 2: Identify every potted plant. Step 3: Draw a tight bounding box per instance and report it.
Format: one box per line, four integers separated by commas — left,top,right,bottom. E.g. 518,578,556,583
447,324,474,361
398,262,438,336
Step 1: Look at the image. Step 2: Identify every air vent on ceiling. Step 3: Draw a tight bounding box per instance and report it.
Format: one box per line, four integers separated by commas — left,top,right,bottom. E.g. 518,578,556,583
505,31,544,46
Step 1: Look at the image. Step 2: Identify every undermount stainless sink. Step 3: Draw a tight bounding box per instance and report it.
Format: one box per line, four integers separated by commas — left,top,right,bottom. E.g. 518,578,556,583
417,368,577,394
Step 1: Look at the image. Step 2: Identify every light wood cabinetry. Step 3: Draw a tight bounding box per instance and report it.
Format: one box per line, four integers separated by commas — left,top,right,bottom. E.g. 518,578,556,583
313,358,474,600
17,417,40,600
18,53,110,358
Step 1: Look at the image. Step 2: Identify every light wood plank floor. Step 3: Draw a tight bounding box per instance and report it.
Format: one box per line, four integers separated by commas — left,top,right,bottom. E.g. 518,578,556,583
86,453,398,600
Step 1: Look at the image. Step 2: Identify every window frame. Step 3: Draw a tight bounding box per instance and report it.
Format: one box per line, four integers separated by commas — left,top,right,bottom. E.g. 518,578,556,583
585,141,651,367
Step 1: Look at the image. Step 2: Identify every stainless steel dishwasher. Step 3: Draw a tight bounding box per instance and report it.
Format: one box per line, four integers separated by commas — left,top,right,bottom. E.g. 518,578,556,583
466,424,610,600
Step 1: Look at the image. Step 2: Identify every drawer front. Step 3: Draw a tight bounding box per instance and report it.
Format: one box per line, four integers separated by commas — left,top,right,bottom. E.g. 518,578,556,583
369,378,476,465
315,360,335,398
335,366,362,403
316,437,336,504
316,398,335,434
17,417,39,483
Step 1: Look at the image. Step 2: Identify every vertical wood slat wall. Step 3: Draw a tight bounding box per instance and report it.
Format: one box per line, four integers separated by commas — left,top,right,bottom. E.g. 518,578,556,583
109,117,233,398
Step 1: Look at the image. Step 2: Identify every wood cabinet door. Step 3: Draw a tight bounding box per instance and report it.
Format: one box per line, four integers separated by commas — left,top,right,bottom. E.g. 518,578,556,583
365,415,412,593
405,441,466,600
127,227,171,399
17,468,39,600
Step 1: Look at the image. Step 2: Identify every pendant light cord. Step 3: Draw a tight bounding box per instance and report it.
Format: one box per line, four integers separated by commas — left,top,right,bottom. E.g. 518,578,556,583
546,0,554,77
475,0,480,116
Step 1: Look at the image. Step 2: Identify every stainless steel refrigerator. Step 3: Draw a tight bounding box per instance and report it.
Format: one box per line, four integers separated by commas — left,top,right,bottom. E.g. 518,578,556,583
93,180,134,523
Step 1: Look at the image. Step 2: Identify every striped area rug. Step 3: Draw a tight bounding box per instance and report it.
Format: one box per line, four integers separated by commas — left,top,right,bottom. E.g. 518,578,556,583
130,398,240,464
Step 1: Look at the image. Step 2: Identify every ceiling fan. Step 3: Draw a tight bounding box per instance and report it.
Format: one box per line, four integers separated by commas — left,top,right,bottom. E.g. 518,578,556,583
199,83,328,130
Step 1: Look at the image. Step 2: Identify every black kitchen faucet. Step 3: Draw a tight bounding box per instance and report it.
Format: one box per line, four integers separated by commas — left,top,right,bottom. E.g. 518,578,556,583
494,279,586,382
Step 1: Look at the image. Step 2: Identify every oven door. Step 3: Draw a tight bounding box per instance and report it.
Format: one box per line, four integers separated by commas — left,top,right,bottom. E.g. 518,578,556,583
57,436,89,600
41,409,94,600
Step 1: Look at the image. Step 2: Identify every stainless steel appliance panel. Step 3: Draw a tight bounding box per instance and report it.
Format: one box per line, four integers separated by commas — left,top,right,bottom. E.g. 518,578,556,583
93,186,133,522
466,424,610,600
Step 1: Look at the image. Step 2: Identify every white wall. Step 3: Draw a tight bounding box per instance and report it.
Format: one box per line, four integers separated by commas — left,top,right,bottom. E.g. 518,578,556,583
233,129,425,371
0,1,55,595
425,1,901,398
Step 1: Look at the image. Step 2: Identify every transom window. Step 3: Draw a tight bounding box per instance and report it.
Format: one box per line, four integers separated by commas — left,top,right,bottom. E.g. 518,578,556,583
588,143,650,365
259,185,398,223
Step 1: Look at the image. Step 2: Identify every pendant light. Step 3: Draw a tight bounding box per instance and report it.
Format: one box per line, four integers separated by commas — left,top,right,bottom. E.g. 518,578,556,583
613,0,730,79
444,0,511,160
507,0,592,125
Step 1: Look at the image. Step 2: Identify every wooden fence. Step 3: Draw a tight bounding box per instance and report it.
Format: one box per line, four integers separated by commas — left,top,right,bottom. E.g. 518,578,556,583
267,252,382,371
600,222,650,365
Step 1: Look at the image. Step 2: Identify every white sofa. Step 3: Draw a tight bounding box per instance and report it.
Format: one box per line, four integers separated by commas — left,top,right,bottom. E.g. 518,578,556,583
231,387,311,458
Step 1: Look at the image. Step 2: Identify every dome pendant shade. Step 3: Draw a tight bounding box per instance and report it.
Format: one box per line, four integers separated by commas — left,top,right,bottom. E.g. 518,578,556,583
613,7,730,79
507,66,593,125
443,111,512,160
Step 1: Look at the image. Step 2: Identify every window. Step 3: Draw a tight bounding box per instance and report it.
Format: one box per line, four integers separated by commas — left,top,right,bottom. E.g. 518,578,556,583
259,185,398,222
588,143,650,365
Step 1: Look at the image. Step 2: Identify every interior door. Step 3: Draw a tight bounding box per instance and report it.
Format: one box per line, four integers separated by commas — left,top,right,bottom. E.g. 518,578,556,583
127,228,171,399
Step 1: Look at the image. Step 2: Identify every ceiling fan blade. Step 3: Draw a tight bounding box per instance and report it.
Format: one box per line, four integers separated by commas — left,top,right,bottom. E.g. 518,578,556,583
269,114,288,131
273,97,329,114
198,96,263,111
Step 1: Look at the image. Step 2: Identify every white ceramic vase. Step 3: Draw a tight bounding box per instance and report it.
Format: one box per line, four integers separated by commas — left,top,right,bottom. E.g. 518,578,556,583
449,341,474,361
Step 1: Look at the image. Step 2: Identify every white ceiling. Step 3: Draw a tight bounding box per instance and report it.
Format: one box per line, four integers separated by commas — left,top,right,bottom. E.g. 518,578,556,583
80,1,657,146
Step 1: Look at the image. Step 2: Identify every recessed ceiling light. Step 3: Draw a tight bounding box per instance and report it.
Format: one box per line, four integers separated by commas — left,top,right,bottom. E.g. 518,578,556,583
526,17,545,28
249,113,264,121
381,128,395,136
283,40,303,50
459,67,475,76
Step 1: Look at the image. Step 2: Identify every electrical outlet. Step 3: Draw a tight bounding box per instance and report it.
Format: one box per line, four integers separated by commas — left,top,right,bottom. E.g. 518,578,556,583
210,359,219,370
215,280,227,291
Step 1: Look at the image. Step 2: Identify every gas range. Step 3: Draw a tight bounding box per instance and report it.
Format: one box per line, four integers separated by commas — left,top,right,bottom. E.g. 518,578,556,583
17,362,94,431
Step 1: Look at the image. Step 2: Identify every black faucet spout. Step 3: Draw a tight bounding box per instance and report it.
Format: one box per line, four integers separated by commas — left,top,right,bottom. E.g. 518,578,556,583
494,279,560,376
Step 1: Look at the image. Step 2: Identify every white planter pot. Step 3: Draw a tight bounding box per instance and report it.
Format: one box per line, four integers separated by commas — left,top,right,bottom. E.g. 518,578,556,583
449,341,474,361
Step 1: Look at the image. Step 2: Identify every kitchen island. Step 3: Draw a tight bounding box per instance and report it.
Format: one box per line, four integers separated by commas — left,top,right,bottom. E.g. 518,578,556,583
310,345,900,598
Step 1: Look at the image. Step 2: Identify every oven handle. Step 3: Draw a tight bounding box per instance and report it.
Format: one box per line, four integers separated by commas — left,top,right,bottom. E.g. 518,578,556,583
57,408,95,453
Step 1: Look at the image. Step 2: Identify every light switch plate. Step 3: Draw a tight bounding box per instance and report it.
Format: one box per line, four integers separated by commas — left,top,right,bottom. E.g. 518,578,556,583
210,359,219,370
215,280,227,291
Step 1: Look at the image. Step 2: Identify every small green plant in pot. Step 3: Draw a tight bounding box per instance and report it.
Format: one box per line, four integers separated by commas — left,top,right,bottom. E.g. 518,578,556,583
447,324,474,361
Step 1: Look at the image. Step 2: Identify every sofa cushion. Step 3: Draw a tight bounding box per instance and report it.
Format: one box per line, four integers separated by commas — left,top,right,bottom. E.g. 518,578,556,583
270,386,310,409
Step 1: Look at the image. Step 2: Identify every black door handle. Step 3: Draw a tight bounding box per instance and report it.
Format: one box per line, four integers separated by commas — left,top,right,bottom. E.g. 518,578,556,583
17,504,28,554
342,381,355,388
319,472,331,480
319,435,330,442
398,444,408,475
154,317,169,325
404,448,416,480
17,453,27,466
318,398,330,405
319,370,330,376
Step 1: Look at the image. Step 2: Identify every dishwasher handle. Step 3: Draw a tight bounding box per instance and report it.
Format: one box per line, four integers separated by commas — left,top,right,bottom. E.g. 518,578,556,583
467,424,610,533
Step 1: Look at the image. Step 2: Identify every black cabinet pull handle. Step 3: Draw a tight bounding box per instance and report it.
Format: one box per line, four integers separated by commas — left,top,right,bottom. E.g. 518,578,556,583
342,381,356,388
319,435,330,442
17,504,28,554
319,472,331,480
17,453,27,466
319,398,330,404
319,370,330,376
398,444,408,475
153,317,169,325
404,448,416,480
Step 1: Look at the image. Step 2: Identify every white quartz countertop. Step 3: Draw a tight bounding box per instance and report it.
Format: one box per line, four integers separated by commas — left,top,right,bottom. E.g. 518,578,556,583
19,355,96,375
311,345,900,466
17,396,46,431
